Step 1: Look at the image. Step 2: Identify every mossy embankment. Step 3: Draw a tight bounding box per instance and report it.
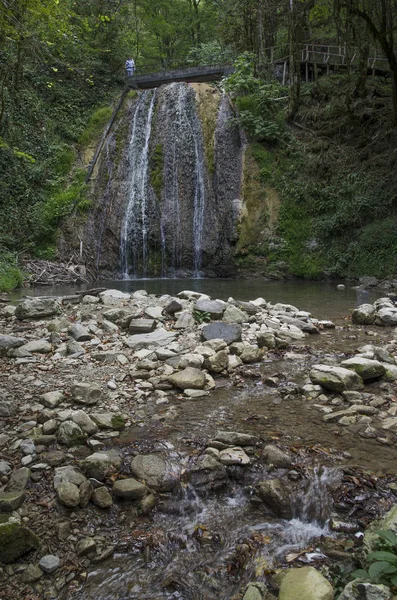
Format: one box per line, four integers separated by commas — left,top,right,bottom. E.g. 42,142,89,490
236,75,397,280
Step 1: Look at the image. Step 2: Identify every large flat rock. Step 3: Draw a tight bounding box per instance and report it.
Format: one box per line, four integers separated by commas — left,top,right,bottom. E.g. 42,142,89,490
125,328,177,350
279,567,334,600
201,322,242,345
310,364,364,392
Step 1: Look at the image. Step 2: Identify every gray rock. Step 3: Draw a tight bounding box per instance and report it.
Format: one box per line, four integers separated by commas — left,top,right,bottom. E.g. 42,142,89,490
338,580,391,600
71,382,102,406
264,445,293,468
352,304,377,325
164,299,183,314
204,350,229,373
72,410,98,435
0,401,15,417
219,447,250,465
43,419,58,434
201,322,242,344
0,515,39,563
174,312,195,329
83,450,122,481
129,318,156,334
279,567,334,600
310,364,364,392
76,538,97,556
222,305,248,324
67,339,85,355
16,298,61,320
5,467,30,492
91,413,124,430
91,486,113,508
54,466,86,489
214,431,259,446
0,335,25,356
56,482,80,507
243,583,267,600
195,299,225,319
20,439,36,455
57,421,87,447
188,455,227,489
21,564,43,583
125,328,177,350
69,323,91,341
341,357,386,381
112,478,148,500
130,454,175,491
41,390,65,408
19,339,52,354
79,480,94,507
0,491,25,511
39,554,61,574
256,332,276,349
99,289,130,305
0,460,11,476
240,346,263,363
376,307,397,327
168,367,206,390
257,479,292,518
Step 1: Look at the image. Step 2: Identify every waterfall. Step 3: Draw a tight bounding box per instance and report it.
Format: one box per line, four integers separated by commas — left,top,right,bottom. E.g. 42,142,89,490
96,131,116,270
120,90,156,278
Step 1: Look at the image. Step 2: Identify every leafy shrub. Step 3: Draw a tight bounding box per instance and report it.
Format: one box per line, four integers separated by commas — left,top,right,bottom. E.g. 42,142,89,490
79,106,113,146
43,169,90,226
0,251,24,292
352,530,397,588
193,309,211,324
187,41,235,66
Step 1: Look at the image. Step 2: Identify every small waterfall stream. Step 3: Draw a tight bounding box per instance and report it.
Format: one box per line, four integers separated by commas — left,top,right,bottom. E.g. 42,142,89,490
120,90,156,277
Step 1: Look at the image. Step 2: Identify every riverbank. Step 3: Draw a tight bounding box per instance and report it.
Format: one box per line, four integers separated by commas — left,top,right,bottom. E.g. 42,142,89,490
1,289,397,599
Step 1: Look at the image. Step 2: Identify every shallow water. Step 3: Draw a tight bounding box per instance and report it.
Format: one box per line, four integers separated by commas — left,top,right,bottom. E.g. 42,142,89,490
16,278,378,323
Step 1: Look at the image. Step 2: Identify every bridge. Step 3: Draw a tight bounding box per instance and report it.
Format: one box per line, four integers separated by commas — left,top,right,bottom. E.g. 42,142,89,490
127,64,234,89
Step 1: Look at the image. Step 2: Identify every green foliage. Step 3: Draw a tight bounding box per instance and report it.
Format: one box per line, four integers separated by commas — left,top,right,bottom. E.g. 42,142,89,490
193,309,211,324
223,53,261,97
187,41,235,66
351,530,397,588
0,251,24,293
43,170,90,227
79,106,113,146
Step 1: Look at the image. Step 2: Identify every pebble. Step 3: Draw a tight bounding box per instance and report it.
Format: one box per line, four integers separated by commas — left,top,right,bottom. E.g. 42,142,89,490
107,380,117,390
39,555,61,574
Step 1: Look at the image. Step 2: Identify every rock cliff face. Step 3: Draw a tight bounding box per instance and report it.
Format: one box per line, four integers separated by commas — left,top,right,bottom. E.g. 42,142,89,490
59,83,243,278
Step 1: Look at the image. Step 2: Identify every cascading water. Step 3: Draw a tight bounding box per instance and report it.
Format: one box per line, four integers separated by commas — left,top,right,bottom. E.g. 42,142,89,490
120,90,156,278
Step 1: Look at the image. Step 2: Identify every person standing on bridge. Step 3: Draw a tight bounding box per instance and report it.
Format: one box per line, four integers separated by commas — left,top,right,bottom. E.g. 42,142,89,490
125,57,135,77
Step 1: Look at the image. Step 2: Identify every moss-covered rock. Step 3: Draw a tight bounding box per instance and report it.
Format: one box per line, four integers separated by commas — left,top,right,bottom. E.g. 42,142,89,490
0,515,39,564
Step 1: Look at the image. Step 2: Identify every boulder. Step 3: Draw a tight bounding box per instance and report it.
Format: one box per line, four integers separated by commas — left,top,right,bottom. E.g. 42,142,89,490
376,307,397,327
201,322,242,345
340,357,386,381
5,467,31,492
79,480,94,507
57,421,87,447
130,454,176,491
72,410,98,435
310,364,364,392
164,299,183,315
15,298,61,320
168,367,206,390
195,299,225,319
0,335,25,356
112,478,148,500
76,538,97,556
256,332,276,349
352,304,376,325
56,482,80,507
243,583,267,600
99,289,130,305
83,450,122,481
0,515,39,563
71,382,102,406
240,346,263,363
91,413,125,430
279,567,334,600
257,479,292,518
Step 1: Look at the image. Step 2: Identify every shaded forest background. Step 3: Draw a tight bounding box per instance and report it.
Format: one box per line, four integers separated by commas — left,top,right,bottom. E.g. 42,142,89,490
0,0,397,289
